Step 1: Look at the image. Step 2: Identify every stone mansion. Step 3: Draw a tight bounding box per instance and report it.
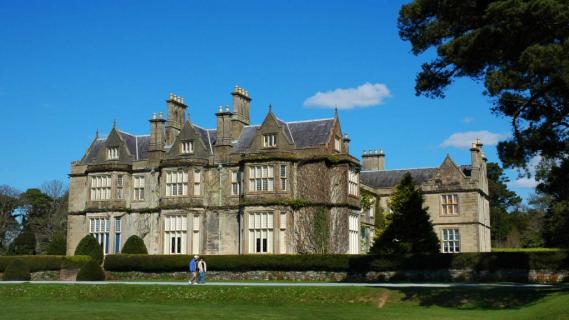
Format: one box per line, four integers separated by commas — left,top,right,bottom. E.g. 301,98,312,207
67,86,491,255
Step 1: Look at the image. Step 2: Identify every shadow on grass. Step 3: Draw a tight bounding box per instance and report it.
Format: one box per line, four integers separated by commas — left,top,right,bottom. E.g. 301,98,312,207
393,287,568,310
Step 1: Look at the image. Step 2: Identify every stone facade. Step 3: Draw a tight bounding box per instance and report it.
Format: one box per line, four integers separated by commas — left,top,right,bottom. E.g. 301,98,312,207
67,86,490,256
360,141,492,253
67,87,360,256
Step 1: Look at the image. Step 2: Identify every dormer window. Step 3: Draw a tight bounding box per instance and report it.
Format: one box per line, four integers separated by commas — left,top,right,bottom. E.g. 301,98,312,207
181,141,194,154
107,147,119,160
263,134,277,148
334,137,342,152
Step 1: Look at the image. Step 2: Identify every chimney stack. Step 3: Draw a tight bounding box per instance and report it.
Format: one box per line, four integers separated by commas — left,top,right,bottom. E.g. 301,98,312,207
148,112,166,162
215,104,233,160
165,92,188,145
362,148,385,171
231,85,252,141
342,134,351,154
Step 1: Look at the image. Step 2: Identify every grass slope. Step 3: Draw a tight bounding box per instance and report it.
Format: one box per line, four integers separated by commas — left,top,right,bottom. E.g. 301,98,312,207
0,284,568,320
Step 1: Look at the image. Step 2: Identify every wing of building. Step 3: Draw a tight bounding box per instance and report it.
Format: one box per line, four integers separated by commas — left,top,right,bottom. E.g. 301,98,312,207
67,86,490,256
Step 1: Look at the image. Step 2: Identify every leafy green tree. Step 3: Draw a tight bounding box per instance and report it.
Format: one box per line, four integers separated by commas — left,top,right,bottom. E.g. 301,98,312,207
46,233,67,255
370,173,439,255
121,235,148,254
0,185,21,254
398,1,569,245
20,182,68,254
538,160,569,246
486,163,522,247
7,225,36,255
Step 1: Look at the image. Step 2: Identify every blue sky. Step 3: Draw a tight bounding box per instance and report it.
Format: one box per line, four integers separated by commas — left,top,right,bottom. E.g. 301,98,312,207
0,0,535,199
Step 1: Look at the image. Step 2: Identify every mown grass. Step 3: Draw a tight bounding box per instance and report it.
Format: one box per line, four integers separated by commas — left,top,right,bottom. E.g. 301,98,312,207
0,284,568,320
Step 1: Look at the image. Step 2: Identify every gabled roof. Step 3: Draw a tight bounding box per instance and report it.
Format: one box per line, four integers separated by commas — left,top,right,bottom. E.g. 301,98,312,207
79,116,338,162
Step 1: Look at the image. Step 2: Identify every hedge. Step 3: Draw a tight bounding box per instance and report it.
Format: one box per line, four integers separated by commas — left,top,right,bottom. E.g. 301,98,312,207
3,259,31,281
104,251,569,273
0,255,91,273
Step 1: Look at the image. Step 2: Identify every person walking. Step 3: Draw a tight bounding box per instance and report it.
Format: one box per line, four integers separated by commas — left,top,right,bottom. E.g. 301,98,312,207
188,255,198,285
197,258,207,284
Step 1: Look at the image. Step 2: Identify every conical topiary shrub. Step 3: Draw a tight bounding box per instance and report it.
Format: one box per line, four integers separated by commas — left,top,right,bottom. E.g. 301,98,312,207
3,259,31,281
120,235,148,254
74,235,104,264
76,259,105,281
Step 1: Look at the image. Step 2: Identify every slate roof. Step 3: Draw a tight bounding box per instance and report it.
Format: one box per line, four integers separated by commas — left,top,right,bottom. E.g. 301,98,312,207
80,118,336,162
287,118,334,148
360,168,439,189
361,164,473,189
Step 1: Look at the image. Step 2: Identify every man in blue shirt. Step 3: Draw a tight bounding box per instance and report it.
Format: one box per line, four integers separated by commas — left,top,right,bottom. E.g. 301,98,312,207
188,255,198,285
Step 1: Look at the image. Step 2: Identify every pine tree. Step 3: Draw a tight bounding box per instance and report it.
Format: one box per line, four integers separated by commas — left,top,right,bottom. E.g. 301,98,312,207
370,173,439,255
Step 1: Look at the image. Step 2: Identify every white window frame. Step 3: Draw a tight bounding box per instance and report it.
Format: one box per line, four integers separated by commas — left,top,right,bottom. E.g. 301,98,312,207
164,215,187,254
249,165,274,192
192,214,200,254
193,169,201,196
348,169,359,196
181,141,194,154
442,228,460,253
348,214,359,254
280,164,287,191
248,212,274,254
263,134,277,147
133,175,145,200
441,194,459,215
165,169,188,197
90,175,112,200
114,217,122,254
279,212,287,254
107,147,119,160
89,217,110,255
231,171,241,196
116,175,124,200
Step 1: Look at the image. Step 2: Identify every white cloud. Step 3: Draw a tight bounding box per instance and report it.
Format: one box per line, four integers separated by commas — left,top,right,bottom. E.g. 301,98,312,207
511,177,538,188
510,155,542,189
303,82,391,109
440,131,510,149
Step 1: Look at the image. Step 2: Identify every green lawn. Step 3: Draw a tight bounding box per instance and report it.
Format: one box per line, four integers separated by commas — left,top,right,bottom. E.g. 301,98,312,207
0,284,568,320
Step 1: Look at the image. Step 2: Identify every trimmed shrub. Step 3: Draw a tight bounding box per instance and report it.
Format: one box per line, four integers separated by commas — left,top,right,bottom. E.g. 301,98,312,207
7,228,36,255
121,235,148,254
74,235,103,264
0,255,91,272
76,259,106,281
104,251,569,273
47,234,67,255
3,259,31,281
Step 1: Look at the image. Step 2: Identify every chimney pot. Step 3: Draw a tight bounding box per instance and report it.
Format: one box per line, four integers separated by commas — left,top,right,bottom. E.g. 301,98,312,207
226,105,230,112
159,112,163,119
218,105,223,112
374,148,378,155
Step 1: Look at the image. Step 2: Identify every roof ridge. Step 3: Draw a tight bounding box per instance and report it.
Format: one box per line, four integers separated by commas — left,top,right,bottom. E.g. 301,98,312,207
361,167,438,173
286,118,335,124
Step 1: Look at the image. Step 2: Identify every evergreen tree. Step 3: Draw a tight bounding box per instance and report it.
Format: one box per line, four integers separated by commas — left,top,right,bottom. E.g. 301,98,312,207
370,173,439,255
74,235,104,264
486,162,523,247
398,1,569,244
7,225,36,255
